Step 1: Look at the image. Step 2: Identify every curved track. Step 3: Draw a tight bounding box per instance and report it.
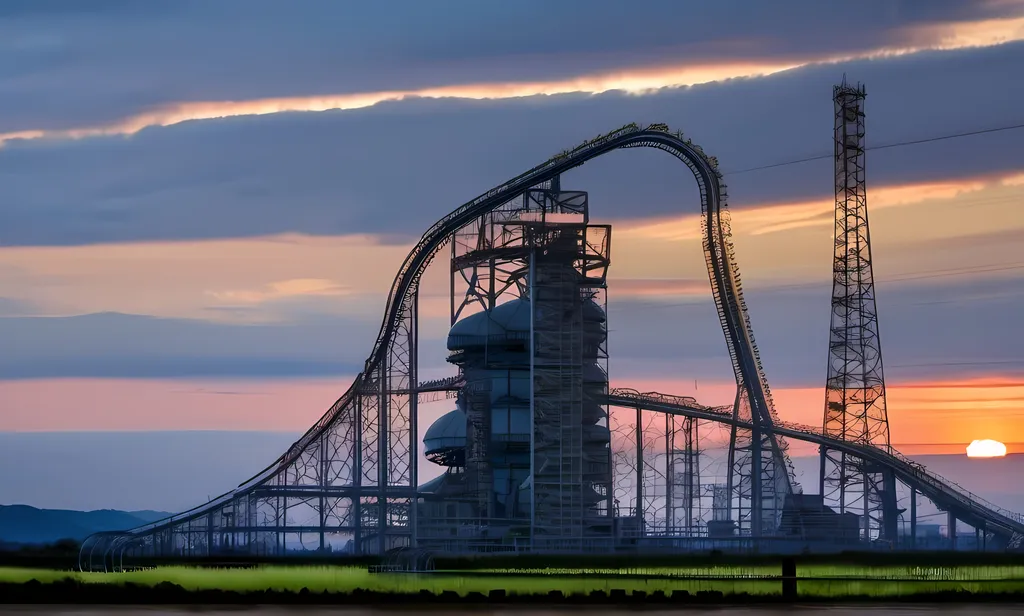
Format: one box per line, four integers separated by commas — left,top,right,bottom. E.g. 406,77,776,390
79,124,1021,567
98,124,784,520
267,123,790,489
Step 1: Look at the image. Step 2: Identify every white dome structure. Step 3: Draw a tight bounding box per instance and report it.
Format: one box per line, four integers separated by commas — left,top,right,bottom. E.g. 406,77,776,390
488,298,532,332
423,408,466,466
446,298,532,351
446,311,505,350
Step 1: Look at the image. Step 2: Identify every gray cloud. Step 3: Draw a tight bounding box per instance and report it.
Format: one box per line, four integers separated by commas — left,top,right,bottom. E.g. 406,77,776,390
609,271,1024,387
2,42,1023,247
3,273,1021,386
0,312,368,379
0,430,298,511
1,430,1020,512
0,297,35,316
1,0,1019,133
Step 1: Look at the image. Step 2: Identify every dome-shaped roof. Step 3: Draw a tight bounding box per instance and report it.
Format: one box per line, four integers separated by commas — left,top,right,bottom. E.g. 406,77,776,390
488,298,531,332
446,298,532,351
447,310,506,350
424,409,466,466
424,408,466,443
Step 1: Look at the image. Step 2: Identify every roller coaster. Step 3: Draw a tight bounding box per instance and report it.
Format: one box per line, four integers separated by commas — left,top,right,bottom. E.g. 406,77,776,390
80,122,1024,571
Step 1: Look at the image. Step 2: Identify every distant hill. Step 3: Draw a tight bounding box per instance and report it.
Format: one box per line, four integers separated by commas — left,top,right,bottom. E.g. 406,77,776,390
0,505,171,545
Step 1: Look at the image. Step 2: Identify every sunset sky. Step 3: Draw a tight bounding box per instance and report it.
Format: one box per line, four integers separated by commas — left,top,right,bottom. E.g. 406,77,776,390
2,0,1023,511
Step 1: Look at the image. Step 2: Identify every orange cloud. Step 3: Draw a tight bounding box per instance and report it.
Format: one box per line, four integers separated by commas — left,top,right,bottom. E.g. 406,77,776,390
609,277,710,298
207,278,351,304
3,15,1024,147
0,377,456,451
611,168,1024,290
905,14,1024,50
1001,172,1024,186
749,180,989,236
0,233,413,322
1,167,1020,323
618,177,988,243
0,377,342,432
0,60,802,147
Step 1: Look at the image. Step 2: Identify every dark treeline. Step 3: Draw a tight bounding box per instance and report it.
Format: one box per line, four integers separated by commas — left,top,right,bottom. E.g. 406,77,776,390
1,545,381,570
0,539,80,570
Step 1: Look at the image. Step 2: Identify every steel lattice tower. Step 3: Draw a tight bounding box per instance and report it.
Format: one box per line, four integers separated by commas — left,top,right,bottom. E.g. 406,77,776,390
819,79,899,543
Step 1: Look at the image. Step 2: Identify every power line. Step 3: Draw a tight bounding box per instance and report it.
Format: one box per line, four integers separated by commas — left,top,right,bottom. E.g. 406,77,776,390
748,261,1024,294
885,262,1024,283
727,121,1024,175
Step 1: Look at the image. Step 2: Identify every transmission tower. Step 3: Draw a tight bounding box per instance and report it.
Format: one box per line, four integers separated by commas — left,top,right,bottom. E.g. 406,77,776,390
819,79,899,543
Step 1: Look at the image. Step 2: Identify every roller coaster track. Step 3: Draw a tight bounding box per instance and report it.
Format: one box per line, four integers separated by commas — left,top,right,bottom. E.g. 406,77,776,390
606,388,1024,541
79,124,1022,568
104,124,784,516
268,122,791,491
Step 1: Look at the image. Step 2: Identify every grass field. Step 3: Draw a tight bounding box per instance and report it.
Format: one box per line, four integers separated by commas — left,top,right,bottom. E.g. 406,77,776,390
3,564,1024,597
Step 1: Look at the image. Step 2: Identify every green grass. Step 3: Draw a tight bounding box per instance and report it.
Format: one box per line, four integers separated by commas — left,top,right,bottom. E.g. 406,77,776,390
799,564,1024,581
3,564,1024,598
0,565,776,596
471,564,1024,579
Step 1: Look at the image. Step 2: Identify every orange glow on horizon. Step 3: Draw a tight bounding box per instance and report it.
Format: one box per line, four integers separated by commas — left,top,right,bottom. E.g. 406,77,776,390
611,375,1024,457
0,376,1020,459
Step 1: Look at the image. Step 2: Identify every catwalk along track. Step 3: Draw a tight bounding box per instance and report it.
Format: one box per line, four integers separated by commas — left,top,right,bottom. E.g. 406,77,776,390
79,124,1024,569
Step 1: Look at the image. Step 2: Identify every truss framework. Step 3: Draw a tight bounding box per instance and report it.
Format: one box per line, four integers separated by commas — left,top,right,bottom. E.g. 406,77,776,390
820,79,898,542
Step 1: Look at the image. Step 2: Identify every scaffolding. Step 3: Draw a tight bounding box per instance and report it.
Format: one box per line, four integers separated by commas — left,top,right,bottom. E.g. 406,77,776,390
522,186,612,550
530,249,585,547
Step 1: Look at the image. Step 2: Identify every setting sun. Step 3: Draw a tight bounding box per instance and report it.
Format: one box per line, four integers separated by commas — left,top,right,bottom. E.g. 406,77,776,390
966,439,1008,458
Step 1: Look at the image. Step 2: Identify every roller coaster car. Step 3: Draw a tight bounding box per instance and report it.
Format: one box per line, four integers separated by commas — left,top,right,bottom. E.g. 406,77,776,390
603,123,639,141
646,123,670,132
